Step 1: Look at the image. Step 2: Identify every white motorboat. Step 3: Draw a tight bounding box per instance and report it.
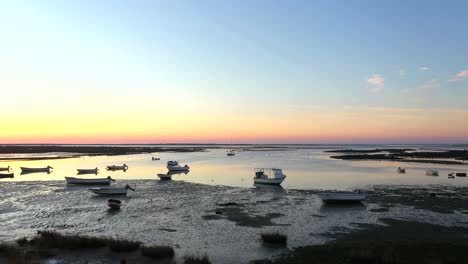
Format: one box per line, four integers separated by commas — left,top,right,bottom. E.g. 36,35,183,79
20,166,53,173
167,161,179,166
106,164,128,171
157,173,173,180
0,166,11,172
167,164,190,171
318,191,368,203
397,167,406,173
89,184,134,195
77,168,99,174
253,168,286,185
66,176,114,185
425,170,439,176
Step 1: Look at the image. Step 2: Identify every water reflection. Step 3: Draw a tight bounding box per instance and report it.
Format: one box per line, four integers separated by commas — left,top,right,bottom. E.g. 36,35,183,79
319,203,367,215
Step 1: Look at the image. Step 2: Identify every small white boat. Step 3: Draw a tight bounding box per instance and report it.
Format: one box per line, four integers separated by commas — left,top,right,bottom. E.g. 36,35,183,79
20,166,53,173
157,173,173,180
425,170,439,176
106,164,128,171
253,168,286,185
0,166,11,172
167,164,190,171
167,161,179,166
318,191,368,203
89,184,134,195
65,176,114,185
77,168,99,174
397,167,406,173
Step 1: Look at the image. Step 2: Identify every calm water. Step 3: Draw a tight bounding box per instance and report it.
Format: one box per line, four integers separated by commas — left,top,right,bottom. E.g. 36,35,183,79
1,146,467,190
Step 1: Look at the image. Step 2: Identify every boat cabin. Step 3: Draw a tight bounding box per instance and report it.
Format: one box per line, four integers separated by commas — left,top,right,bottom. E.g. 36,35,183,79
255,168,285,179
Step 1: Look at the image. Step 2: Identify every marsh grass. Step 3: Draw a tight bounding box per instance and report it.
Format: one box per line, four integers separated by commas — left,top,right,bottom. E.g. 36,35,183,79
141,245,175,259
260,232,287,245
30,231,108,250
16,237,29,246
184,254,211,264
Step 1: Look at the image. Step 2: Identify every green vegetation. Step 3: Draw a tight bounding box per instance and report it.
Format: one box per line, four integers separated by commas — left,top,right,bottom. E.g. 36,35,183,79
184,254,211,264
141,245,175,259
260,232,288,245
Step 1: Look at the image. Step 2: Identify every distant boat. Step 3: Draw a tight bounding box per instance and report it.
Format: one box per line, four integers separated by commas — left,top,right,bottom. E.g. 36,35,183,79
448,173,455,179
318,191,368,203
65,176,114,185
253,168,286,185
157,173,173,180
0,173,14,179
167,161,179,166
425,170,439,176
167,164,190,171
77,168,99,174
227,149,235,156
152,157,160,161
106,164,128,171
397,167,406,173
107,199,121,210
20,166,53,173
0,166,11,172
456,172,467,177
89,184,134,195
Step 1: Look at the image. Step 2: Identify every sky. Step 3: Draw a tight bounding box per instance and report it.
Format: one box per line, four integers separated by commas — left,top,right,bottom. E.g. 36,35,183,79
0,0,467,144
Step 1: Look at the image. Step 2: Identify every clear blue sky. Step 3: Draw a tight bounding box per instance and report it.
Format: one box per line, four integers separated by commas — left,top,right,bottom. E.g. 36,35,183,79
0,0,467,143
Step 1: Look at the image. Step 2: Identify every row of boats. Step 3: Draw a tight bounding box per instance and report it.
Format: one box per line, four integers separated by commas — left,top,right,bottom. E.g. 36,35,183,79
398,167,467,178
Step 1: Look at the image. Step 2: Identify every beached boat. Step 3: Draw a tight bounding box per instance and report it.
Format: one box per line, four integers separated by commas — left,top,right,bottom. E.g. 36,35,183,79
318,191,368,203
77,168,99,174
106,164,128,171
253,168,286,185
0,166,11,172
20,166,53,173
107,199,121,209
397,167,406,173
167,161,179,166
0,173,14,179
167,164,190,171
425,170,439,176
65,176,114,185
89,184,134,195
456,172,467,177
157,173,173,180
152,157,160,161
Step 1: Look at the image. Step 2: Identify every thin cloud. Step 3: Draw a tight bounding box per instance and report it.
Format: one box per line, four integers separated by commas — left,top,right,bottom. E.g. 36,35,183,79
367,74,384,93
419,66,429,71
417,79,440,91
449,70,468,82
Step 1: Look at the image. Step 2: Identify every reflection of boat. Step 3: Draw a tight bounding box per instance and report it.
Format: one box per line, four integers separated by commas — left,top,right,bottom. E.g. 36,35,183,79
254,168,286,185
456,173,466,177
425,170,439,176
318,191,367,203
167,164,190,171
157,173,173,180
90,184,134,195
0,166,11,172
77,168,99,174
397,167,406,173
106,164,128,171
0,173,14,179
167,161,179,166
21,166,53,173
254,183,285,191
107,199,121,209
66,176,114,185
167,170,189,176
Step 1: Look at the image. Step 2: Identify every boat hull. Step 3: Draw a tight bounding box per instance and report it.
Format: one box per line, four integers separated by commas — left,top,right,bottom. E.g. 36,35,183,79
157,174,172,180
20,167,51,172
0,173,14,179
318,192,367,203
253,177,285,185
77,169,99,174
89,188,128,195
167,166,190,171
0,167,10,172
65,177,112,185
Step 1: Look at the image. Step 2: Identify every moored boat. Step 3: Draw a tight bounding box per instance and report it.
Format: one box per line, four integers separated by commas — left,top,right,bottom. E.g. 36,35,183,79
65,176,114,185
157,173,173,180
227,149,235,156
397,167,406,173
167,164,190,171
448,173,455,179
318,191,368,203
152,157,160,161
456,172,467,177
0,173,14,179
20,166,53,173
107,199,122,209
0,166,11,172
89,184,134,195
167,161,178,166
253,168,286,185
425,170,439,176
106,164,128,171
77,168,99,174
